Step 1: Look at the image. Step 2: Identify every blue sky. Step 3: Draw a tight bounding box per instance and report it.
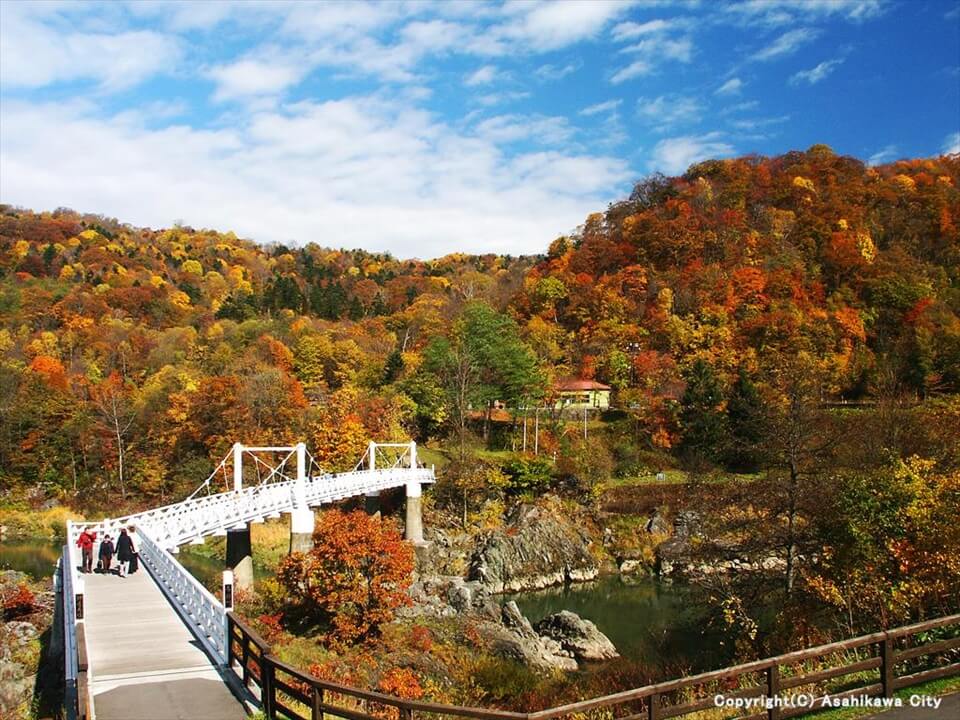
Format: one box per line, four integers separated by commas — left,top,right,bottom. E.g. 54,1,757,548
1,0,958,258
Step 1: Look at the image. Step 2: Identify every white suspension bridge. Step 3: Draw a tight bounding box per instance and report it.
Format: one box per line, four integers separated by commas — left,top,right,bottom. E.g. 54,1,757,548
57,440,434,720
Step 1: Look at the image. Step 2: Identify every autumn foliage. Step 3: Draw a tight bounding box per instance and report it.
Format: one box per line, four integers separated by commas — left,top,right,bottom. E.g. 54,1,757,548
276,510,414,646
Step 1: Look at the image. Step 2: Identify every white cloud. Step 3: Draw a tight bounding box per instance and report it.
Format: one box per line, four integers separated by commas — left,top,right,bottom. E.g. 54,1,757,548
473,91,531,107
868,145,898,166
725,1,887,27
729,115,790,131
649,133,736,175
790,58,844,85
465,65,498,86
533,62,580,81
580,100,622,116
636,95,703,131
943,132,960,156
611,35,693,83
208,57,306,101
474,114,575,146
715,78,744,96
0,2,181,90
490,0,633,52
751,28,819,62
0,97,631,257
611,19,674,41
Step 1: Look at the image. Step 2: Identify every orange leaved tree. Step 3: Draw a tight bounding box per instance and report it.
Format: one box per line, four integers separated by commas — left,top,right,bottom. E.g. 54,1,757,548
276,510,414,646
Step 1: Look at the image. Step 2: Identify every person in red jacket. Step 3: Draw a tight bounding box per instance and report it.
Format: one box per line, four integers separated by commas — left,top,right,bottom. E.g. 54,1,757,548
76,528,97,574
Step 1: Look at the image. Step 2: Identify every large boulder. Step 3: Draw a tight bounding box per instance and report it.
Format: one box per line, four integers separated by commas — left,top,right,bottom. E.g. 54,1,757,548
534,611,619,661
469,504,599,593
483,601,577,673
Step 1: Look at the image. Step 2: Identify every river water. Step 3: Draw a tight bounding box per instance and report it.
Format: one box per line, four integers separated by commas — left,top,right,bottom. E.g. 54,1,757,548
2,539,740,675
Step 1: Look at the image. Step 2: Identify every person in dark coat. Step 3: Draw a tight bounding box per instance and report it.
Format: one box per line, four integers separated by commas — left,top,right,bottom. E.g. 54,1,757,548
99,534,115,574
115,528,134,577
127,526,139,574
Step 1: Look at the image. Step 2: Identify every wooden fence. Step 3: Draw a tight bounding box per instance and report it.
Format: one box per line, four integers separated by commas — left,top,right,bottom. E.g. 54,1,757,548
226,612,960,720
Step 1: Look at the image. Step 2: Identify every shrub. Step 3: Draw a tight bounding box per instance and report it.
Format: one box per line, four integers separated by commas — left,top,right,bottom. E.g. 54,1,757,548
503,456,553,494
276,510,414,646
3,583,37,620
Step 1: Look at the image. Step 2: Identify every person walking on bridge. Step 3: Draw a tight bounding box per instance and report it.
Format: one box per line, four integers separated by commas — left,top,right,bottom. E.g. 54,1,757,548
76,528,97,574
116,528,134,578
99,534,115,574
127,526,139,574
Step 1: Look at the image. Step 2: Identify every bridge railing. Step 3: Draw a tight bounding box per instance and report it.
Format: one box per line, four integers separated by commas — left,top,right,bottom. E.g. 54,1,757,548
67,467,435,549
226,611,960,720
59,528,90,720
136,524,228,664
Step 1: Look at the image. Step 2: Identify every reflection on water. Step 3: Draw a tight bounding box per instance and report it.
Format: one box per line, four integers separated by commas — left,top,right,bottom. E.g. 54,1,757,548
509,575,734,675
0,540,62,580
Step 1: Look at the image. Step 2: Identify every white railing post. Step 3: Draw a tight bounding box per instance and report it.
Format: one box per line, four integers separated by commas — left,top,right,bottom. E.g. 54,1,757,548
232,443,243,492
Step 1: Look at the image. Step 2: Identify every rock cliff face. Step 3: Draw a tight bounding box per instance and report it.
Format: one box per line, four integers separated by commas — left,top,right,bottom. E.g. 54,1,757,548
468,504,599,593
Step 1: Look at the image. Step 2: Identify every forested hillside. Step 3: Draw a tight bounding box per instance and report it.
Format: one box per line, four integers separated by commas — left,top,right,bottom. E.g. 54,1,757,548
1,145,958,507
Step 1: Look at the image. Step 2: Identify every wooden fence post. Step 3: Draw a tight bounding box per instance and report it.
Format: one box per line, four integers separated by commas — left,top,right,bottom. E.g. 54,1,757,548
648,692,660,720
262,657,275,719
767,664,781,720
880,637,895,698
312,686,324,720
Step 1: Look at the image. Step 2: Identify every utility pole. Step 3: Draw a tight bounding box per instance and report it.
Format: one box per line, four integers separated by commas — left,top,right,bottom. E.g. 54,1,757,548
534,408,540,456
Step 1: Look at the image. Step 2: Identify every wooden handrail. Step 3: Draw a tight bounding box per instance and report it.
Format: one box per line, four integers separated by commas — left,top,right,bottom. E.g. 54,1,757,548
225,611,960,720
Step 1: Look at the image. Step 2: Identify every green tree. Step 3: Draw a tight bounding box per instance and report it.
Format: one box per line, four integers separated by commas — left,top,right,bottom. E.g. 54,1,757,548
726,366,764,472
678,359,727,467
423,302,543,459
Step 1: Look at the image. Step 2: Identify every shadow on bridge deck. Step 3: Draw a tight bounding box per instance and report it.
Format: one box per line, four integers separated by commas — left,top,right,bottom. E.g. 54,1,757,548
82,567,246,720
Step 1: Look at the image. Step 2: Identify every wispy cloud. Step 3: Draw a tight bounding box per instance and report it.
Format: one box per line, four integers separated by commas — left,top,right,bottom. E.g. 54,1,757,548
611,18,675,41
475,114,575,146
944,132,960,156
730,115,790,131
715,77,744,96
464,64,498,87
610,36,693,83
751,28,819,62
790,58,844,85
868,145,898,165
534,62,580,82
580,99,622,116
637,95,703,132
725,1,888,27
649,133,736,175
473,90,531,107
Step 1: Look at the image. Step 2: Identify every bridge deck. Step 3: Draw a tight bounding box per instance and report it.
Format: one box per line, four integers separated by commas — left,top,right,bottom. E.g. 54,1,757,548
82,566,246,720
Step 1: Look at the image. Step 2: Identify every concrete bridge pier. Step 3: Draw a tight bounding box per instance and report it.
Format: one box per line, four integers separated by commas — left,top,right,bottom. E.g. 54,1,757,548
288,442,315,554
225,526,253,592
365,490,381,516
289,507,315,553
405,480,423,543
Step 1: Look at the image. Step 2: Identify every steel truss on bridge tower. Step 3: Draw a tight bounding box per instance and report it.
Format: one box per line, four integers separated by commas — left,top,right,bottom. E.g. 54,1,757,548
58,438,433,720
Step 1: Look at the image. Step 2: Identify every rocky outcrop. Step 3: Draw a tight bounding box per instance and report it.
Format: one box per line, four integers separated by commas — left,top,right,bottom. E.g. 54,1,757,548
469,503,599,593
482,601,578,673
656,511,803,578
534,611,619,661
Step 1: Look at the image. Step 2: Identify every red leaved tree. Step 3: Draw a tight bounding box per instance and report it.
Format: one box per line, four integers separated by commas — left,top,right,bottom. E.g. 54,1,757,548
276,510,414,646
